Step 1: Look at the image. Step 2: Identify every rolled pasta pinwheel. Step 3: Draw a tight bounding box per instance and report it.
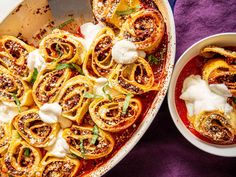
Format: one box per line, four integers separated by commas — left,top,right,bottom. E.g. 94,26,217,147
39,29,86,65
62,125,115,159
56,75,94,123
119,9,165,53
192,111,235,144
37,155,81,177
202,59,236,96
89,95,142,132
2,131,42,177
109,57,155,94
0,122,11,155
0,35,35,81
12,109,60,147
0,66,33,107
200,45,236,59
83,27,116,81
32,67,73,107
92,0,141,28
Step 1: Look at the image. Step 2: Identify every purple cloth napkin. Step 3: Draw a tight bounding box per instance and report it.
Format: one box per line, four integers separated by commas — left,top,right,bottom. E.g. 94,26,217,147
107,1,236,177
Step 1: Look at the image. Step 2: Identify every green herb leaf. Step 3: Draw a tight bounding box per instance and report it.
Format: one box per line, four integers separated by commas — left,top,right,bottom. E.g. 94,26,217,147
67,152,81,159
55,43,63,57
30,68,38,84
12,93,21,112
83,92,103,99
56,63,83,74
122,93,133,115
55,18,75,29
91,125,99,145
80,139,86,159
102,84,112,101
148,55,160,65
24,148,30,157
71,63,84,75
116,5,141,16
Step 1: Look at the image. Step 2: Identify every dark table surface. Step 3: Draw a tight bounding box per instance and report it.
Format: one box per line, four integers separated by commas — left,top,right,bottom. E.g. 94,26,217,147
106,0,236,176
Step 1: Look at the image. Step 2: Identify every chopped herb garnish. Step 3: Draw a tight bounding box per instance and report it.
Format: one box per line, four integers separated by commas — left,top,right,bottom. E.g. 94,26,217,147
55,18,75,29
148,55,160,65
116,5,141,16
102,84,112,100
55,43,63,57
83,92,103,99
56,63,83,74
122,93,133,115
67,152,81,159
80,139,86,159
24,148,30,157
12,93,21,112
91,125,99,145
30,68,38,84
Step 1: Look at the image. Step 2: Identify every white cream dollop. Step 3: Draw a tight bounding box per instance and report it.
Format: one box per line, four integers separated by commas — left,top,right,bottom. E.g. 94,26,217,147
80,22,104,49
27,49,46,72
45,130,69,158
0,102,18,123
112,39,146,64
39,103,62,124
180,75,233,116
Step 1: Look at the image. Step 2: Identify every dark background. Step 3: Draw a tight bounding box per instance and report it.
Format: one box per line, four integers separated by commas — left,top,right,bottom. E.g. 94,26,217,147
106,0,236,177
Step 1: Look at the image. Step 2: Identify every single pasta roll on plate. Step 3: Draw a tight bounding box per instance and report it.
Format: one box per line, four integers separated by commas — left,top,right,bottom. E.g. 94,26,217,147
119,9,165,53
89,95,142,132
12,109,60,147
2,131,42,177
62,125,115,159
192,110,235,144
109,57,155,95
83,27,116,81
39,29,86,65
56,75,94,123
0,35,35,81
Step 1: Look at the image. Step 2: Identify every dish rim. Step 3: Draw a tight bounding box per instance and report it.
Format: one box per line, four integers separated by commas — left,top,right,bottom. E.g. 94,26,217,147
168,32,236,157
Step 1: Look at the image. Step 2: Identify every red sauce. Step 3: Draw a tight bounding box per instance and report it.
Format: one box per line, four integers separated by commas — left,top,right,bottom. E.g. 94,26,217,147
175,55,236,144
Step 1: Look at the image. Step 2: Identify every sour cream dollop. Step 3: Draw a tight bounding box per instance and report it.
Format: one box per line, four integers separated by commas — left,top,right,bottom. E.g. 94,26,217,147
27,49,46,72
112,40,146,64
80,22,104,49
45,130,69,158
180,75,233,116
0,102,18,123
39,103,62,124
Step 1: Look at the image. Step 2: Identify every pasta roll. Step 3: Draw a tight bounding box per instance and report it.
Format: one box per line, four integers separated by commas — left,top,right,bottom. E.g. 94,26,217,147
0,66,33,107
39,29,86,65
62,125,115,159
192,111,234,144
89,95,142,132
37,155,81,177
0,122,11,155
32,67,73,107
12,109,60,147
56,75,94,123
119,9,165,53
2,131,42,177
0,35,35,81
109,57,155,94
203,59,236,96
83,27,116,81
